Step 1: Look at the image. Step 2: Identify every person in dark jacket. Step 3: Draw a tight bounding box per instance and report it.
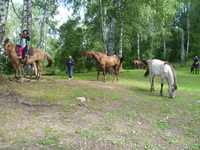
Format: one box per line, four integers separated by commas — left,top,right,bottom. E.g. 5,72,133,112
192,55,199,67
66,55,74,80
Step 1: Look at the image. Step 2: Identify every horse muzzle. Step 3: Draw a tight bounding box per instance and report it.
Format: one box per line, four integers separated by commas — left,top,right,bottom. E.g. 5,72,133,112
4,51,9,56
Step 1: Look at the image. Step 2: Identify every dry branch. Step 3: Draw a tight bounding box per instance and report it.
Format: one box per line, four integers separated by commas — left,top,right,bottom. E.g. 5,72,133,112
17,98,86,107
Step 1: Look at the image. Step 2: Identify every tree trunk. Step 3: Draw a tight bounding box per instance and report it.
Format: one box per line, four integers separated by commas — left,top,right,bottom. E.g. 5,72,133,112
37,0,50,49
180,29,185,63
99,0,107,54
137,32,140,60
118,0,124,58
107,0,118,56
186,7,190,60
22,0,28,31
27,0,32,43
163,38,166,59
0,0,9,51
150,37,154,59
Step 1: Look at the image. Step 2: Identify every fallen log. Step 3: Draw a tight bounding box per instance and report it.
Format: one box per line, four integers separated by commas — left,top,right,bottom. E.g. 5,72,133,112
23,71,58,76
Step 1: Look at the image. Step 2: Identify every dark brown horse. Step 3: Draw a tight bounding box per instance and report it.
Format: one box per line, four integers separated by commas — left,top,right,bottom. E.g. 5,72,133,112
82,51,126,82
191,62,199,74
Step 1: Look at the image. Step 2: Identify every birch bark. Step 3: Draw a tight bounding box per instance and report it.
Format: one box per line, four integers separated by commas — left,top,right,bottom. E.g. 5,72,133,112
107,0,118,56
27,0,32,42
99,0,107,54
37,0,50,49
0,0,9,52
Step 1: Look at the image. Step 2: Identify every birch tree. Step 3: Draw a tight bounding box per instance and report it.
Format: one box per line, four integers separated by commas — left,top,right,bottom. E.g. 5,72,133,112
107,0,119,56
37,0,50,49
27,0,32,41
99,0,107,54
0,0,9,51
22,0,28,31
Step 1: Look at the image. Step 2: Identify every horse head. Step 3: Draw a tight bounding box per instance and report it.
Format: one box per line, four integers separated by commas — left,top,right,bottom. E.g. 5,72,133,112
86,53,93,63
168,84,178,99
4,38,12,56
120,57,127,64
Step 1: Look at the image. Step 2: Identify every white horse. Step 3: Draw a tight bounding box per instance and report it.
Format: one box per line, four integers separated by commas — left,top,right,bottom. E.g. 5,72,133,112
144,59,178,99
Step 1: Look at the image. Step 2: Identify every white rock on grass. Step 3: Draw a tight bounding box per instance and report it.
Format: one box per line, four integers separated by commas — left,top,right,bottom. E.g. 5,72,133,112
76,97,86,102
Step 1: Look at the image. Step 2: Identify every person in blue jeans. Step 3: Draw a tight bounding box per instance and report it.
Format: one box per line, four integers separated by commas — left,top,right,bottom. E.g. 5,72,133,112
66,55,74,80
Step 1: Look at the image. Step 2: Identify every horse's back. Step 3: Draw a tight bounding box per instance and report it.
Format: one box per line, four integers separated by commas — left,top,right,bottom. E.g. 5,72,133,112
149,59,166,76
105,56,120,67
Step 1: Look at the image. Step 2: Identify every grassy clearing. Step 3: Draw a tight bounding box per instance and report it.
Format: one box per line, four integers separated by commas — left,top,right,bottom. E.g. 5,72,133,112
0,68,199,150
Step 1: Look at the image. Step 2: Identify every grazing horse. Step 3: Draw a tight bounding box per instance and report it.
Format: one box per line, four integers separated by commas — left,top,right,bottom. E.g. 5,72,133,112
82,51,126,82
132,60,146,69
191,62,199,74
144,59,178,99
4,39,53,79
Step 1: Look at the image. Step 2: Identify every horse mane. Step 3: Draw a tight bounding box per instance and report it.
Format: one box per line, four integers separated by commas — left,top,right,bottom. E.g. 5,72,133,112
165,63,177,90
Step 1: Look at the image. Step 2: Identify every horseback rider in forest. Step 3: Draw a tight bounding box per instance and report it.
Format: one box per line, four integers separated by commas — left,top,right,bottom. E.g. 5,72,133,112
21,29,31,61
192,55,199,67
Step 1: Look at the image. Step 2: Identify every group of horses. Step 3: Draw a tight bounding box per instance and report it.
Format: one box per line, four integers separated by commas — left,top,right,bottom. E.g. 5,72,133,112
82,52,177,99
4,39,179,99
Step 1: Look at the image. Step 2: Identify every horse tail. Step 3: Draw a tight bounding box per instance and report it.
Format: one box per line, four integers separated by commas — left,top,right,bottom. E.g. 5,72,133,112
144,60,150,77
44,52,53,67
144,69,149,77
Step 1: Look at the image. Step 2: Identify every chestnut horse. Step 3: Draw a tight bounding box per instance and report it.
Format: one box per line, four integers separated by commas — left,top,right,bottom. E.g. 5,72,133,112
82,51,124,82
191,62,200,74
132,60,146,69
4,39,53,79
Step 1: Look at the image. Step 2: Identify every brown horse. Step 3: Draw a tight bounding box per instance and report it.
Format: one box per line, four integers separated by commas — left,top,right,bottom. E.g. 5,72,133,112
191,62,199,74
132,60,146,69
4,39,53,79
82,51,124,82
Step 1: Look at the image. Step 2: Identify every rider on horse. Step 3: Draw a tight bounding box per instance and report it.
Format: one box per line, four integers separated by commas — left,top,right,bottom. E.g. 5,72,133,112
192,56,199,67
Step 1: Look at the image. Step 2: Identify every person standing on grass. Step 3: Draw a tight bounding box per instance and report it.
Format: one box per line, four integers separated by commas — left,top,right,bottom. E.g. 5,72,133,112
66,55,74,80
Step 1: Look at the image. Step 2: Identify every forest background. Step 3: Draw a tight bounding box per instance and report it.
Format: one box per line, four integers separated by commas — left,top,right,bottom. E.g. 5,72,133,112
0,0,199,74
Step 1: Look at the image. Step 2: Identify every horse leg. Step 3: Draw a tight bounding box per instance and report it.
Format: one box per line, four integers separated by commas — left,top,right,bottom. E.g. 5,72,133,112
160,78,164,95
96,67,100,81
112,66,117,82
150,74,156,92
36,61,42,80
103,67,106,82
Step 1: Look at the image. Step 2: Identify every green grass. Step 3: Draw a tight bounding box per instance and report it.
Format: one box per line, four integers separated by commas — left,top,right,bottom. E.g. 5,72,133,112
0,68,199,149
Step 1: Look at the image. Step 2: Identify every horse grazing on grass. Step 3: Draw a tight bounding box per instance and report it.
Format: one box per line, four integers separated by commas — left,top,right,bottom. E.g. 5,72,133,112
132,60,147,69
82,51,126,82
4,39,53,79
191,62,199,74
144,59,177,99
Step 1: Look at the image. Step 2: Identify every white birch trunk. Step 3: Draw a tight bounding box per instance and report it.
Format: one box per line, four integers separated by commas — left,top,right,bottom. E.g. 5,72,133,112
22,0,28,31
37,0,49,49
0,0,9,49
180,29,185,63
150,37,154,59
137,33,140,60
27,0,32,42
186,8,190,60
118,1,124,58
99,0,107,54
107,0,118,56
